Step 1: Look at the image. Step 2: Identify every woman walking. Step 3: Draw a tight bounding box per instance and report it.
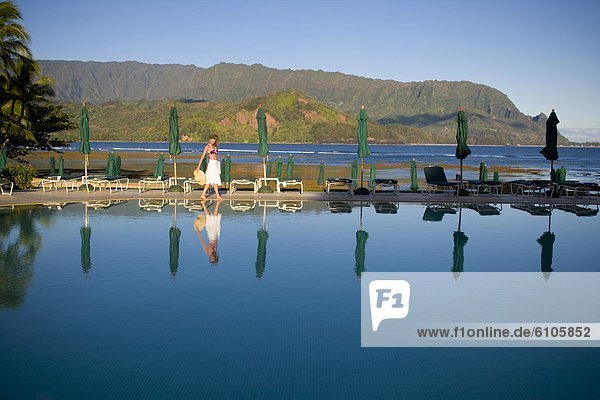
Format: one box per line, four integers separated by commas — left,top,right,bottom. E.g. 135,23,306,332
196,134,223,200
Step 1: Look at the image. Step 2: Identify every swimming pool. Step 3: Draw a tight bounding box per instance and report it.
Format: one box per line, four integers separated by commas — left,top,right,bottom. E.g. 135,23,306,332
1,201,598,398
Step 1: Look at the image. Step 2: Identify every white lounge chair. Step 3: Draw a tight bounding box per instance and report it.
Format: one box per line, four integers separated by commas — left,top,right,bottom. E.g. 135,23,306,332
0,180,13,195
326,178,354,195
278,178,303,194
229,178,258,194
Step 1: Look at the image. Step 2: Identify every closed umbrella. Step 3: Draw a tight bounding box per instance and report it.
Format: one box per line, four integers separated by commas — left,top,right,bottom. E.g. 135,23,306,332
79,103,91,175
275,156,283,179
223,154,232,187
257,105,272,193
286,155,294,179
115,155,122,176
369,164,376,188
154,154,165,178
49,156,56,176
540,109,559,181
107,154,117,178
410,159,418,192
356,106,371,194
558,166,567,183
200,156,207,172
478,161,488,182
266,161,273,178
255,205,268,279
105,152,115,175
351,159,358,188
493,171,500,182
455,109,471,194
58,155,64,177
317,162,325,186
168,104,183,192
0,142,7,170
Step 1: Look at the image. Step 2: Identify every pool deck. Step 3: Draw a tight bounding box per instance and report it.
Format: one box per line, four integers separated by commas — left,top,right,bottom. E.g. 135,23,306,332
1,186,599,207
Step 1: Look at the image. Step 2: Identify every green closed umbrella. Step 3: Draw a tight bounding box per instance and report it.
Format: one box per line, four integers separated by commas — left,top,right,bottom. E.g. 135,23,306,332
223,155,232,186
58,155,64,177
275,156,283,179
537,231,555,274
115,155,122,176
79,104,91,175
168,105,183,192
200,156,207,172
266,161,273,178
105,152,115,175
154,154,165,178
558,166,567,183
286,155,294,179
317,162,325,186
356,106,371,193
493,171,500,182
351,159,358,188
169,227,181,277
540,109,559,181
369,164,376,187
49,156,56,176
452,208,468,274
0,143,7,170
107,155,117,178
256,105,272,192
479,161,488,182
255,205,268,279
455,109,471,184
410,159,419,192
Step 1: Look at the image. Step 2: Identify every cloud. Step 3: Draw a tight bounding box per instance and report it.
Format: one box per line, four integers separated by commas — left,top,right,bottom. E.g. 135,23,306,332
560,128,600,143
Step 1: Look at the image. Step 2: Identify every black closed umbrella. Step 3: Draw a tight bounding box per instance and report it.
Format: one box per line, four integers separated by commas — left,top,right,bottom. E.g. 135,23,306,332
540,109,560,181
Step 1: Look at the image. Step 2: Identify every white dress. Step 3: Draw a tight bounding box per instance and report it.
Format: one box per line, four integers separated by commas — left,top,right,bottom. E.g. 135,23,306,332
205,214,221,242
205,158,222,185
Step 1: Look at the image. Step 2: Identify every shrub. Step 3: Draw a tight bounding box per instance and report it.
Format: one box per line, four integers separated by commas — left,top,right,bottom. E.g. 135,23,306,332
1,164,37,189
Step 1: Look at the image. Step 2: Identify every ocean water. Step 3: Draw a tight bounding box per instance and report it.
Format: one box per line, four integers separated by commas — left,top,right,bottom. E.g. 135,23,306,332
58,142,600,183
0,201,598,399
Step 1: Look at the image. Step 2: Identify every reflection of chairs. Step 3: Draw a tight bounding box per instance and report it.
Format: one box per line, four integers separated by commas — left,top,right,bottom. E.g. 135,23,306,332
278,178,303,194
373,202,398,214
326,178,353,195
43,202,67,210
277,200,303,212
466,203,502,216
510,203,552,216
370,179,400,195
87,199,127,210
423,166,459,196
138,198,167,212
422,204,457,221
182,199,206,212
229,200,256,212
229,178,258,194
328,201,352,213
0,179,13,195
555,204,599,217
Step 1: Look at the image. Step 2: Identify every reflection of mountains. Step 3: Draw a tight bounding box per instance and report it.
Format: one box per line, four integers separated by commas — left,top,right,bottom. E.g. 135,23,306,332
0,206,53,308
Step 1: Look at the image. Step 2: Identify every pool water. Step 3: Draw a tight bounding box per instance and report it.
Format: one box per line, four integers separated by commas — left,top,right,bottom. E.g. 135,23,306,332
1,201,598,399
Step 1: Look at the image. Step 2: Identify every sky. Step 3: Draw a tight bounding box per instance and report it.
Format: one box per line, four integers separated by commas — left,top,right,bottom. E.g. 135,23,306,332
16,0,600,141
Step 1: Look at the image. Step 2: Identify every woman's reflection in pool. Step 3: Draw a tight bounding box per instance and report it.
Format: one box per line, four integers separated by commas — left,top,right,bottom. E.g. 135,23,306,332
195,200,222,265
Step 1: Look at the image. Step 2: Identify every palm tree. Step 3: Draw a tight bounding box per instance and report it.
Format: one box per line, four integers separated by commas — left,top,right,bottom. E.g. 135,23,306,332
0,1,32,78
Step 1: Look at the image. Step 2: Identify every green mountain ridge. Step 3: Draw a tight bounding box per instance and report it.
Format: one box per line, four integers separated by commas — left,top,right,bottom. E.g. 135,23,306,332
39,60,568,145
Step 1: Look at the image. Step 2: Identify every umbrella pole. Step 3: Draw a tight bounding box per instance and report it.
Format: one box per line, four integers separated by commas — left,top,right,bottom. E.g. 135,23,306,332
458,207,462,232
550,160,554,181
84,154,88,177
360,201,363,231
262,204,266,231
174,155,178,181
173,200,177,228
361,159,364,188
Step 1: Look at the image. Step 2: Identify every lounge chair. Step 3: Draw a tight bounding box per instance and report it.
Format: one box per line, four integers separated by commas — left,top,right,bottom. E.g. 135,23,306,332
555,204,599,217
423,166,459,196
465,180,503,196
229,178,258,194
278,178,303,194
0,179,13,195
138,175,168,193
88,175,130,192
327,201,352,213
40,173,85,192
370,179,400,195
373,202,398,214
326,178,354,195
509,180,554,197
558,181,599,198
